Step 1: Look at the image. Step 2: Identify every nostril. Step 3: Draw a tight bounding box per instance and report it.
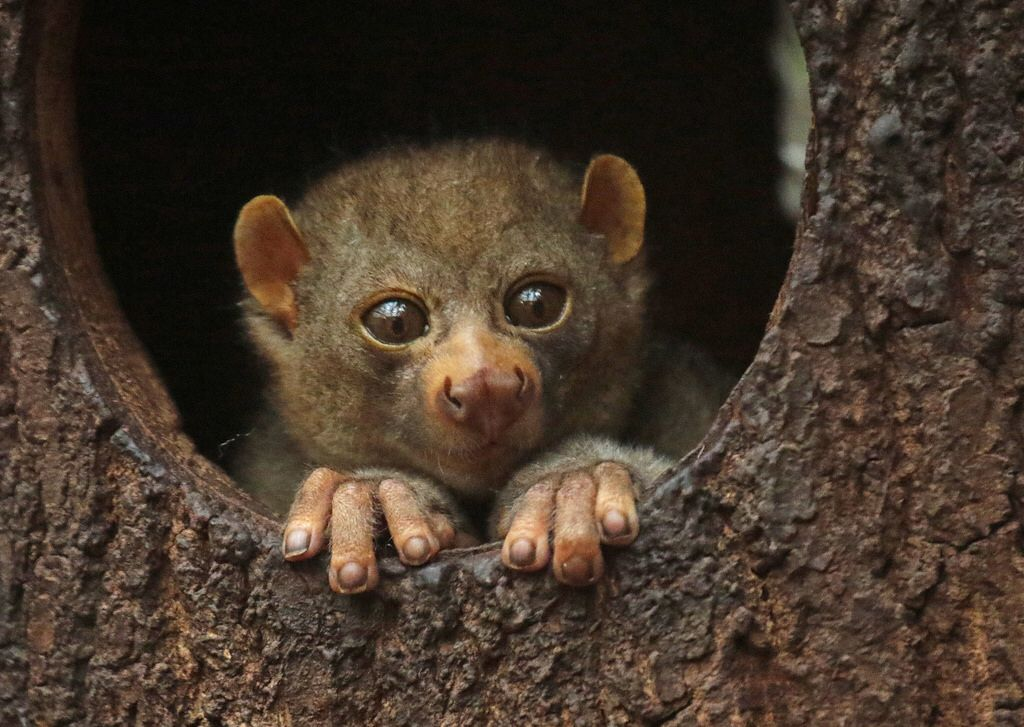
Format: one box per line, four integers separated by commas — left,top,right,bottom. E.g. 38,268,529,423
513,366,527,398
513,366,532,401
443,376,462,409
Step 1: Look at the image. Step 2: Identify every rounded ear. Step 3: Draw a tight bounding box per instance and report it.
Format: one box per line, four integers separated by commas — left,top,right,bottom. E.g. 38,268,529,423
233,195,310,332
579,154,646,264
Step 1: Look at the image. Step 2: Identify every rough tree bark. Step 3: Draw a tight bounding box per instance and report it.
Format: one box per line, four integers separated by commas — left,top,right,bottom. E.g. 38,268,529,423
2,0,1024,724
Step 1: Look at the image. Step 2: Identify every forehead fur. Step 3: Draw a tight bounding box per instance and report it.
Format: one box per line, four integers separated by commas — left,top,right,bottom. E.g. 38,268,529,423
291,139,580,258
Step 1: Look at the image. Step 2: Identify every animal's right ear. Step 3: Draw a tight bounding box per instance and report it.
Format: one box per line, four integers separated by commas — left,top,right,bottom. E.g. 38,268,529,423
233,195,310,333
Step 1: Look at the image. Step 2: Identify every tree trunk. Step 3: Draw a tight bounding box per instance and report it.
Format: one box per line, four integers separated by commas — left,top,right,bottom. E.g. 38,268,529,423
2,0,1023,724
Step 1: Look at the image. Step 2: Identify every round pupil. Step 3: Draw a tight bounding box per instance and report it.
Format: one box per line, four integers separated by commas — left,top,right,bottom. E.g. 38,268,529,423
507,283,566,328
363,299,426,344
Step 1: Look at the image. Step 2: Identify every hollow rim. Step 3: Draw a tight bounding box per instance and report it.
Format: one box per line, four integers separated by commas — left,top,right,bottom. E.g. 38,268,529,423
21,0,756,548
24,0,277,527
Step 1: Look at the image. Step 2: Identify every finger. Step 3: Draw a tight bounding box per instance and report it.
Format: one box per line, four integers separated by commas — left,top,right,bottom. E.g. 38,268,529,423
593,461,639,546
429,512,457,550
378,479,441,566
328,480,379,594
552,470,603,586
428,512,481,549
501,477,556,572
282,467,342,561
454,531,482,548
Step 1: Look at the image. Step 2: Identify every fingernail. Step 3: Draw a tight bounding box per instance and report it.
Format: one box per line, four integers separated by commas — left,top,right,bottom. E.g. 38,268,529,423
337,562,368,590
561,555,594,585
509,538,536,567
601,509,629,538
403,536,430,564
284,528,310,558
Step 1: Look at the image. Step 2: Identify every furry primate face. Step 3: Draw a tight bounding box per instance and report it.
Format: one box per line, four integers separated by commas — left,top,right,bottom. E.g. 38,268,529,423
235,139,650,497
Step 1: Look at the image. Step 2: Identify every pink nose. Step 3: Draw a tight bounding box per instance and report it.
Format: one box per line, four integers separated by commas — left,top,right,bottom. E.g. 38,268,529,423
435,366,538,440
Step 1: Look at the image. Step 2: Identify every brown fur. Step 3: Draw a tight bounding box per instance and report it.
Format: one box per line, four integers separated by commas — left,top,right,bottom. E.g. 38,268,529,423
234,138,730,531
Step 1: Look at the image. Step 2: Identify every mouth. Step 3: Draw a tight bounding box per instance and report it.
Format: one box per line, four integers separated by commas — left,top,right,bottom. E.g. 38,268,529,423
439,439,516,468
465,439,508,457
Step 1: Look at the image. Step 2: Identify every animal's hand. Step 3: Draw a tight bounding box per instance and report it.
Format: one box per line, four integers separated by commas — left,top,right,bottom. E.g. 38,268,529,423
492,437,671,586
282,468,473,594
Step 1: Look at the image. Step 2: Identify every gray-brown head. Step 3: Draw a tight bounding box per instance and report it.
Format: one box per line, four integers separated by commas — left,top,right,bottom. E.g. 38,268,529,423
234,139,650,498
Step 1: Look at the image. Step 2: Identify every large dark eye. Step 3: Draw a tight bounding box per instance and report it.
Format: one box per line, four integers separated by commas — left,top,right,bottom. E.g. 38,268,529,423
504,282,568,329
362,298,428,345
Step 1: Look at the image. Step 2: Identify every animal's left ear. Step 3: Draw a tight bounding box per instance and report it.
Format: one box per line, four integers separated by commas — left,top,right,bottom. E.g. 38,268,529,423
579,154,646,264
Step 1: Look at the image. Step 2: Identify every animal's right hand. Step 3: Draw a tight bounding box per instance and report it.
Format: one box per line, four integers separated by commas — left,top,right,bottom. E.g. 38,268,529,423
281,468,475,594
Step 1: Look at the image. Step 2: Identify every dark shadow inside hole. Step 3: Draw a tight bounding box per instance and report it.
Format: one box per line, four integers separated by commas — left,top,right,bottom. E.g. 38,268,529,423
75,1,794,471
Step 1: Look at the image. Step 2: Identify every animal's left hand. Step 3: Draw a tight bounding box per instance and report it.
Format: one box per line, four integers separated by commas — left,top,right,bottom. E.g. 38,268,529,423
491,438,671,586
